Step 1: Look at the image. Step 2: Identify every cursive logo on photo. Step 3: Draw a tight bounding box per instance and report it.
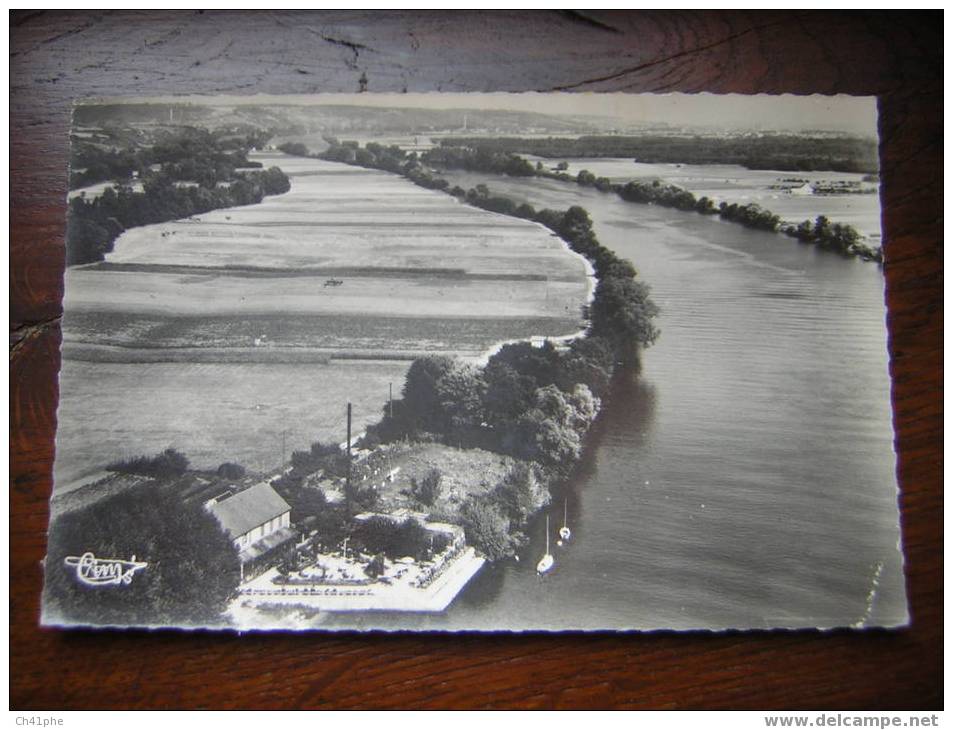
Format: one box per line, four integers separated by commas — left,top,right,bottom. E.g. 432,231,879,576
64,552,148,587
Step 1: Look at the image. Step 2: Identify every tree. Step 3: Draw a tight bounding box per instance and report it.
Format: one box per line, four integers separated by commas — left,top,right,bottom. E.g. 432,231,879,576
794,219,815,242
514,203,536,219
491,462,547,526
43,482,241,627
364,552,386,579
557,205,595,244
557,336,614,397
277,142,310,157
813,215,833,241
275,482,328,524
106,448,190,480
512,385,598,470
434,361,486,439
410,468,443,508
459,497,516,561
556,161,569,171
402,355,456,433
216,462,246,480
290,441,347,477
589,276,660,363
352,517,431,560
482,361,536,427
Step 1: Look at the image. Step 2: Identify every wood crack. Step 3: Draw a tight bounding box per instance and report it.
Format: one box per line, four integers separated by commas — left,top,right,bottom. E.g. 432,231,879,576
10,316,61,361
546,15,800,91
557,10,624,34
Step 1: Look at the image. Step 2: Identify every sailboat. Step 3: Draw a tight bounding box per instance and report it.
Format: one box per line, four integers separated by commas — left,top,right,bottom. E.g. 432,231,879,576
536,514,554,574
559,499,572,542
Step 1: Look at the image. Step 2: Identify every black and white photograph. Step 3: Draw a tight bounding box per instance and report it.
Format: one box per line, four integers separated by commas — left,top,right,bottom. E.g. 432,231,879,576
42,92,908,632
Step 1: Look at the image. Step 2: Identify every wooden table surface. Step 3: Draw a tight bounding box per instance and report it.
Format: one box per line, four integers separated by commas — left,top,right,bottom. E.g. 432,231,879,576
10,10,942,710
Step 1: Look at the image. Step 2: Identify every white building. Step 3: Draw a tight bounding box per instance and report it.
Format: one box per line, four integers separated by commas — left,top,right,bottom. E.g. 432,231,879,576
209,481,291,549
208,482,295,580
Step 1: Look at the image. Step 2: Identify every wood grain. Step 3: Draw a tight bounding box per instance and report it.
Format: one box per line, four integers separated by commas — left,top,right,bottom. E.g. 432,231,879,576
10,10,941,709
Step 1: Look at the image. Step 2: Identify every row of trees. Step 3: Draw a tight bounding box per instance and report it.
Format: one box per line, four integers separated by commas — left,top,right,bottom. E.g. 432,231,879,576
421,145,536,177
67,127,290,265
310,138,660,457
432,143,882,262
784,215,880,260
106,447,190,480
67,166,290,265
716,201,782,231
436,134,879,174
277,139,661,561
314,140,662,363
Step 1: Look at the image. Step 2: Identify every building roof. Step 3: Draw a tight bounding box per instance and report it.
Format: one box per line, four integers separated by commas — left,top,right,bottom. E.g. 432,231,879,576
209,482,291,538
238,526,297,564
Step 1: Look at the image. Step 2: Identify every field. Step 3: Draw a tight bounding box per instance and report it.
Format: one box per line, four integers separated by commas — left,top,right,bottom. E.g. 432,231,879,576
55,153,590,489
64,153,588,356
54,358,412,487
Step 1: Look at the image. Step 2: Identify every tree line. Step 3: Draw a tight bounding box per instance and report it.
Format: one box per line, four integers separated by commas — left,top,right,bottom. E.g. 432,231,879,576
292,139,661,560
437,134,879,174
67,128,290,265
419,144,882,262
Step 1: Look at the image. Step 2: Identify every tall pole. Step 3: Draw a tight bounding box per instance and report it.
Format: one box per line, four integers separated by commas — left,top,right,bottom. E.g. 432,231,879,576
389,383,394,420
345,401,352,497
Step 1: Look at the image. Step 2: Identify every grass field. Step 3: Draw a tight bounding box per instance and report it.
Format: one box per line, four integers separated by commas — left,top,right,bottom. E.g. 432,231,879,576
54,358,411,488
64,154,589,353
63,311,582,357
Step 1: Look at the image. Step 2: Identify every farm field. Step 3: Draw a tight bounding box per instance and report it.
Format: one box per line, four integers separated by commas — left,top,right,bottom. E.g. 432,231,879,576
64,153,589,355
55,153,590,489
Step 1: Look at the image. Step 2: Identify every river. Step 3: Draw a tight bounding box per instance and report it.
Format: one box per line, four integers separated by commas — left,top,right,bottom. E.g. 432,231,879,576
320,169,907,631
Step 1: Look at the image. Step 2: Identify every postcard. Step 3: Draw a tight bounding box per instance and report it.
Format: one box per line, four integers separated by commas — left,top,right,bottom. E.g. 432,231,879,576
42,93,907,631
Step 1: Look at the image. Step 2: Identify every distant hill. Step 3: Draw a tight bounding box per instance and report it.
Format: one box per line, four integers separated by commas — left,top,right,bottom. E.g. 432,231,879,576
73,102,603,136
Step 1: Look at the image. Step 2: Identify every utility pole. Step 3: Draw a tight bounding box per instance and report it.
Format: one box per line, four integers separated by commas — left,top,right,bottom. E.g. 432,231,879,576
345,402,352,507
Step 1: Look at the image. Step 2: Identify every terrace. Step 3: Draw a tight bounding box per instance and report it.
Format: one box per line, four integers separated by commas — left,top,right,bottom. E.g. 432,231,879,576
229,516,484,620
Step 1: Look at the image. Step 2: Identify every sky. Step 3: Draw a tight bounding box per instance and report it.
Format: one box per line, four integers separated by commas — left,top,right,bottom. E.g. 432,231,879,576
92,92,878,136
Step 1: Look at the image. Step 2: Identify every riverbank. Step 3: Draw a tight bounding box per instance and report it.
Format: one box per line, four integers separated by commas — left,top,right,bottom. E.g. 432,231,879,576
296,140,658,564
311,150,905,631
419,145,882,262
